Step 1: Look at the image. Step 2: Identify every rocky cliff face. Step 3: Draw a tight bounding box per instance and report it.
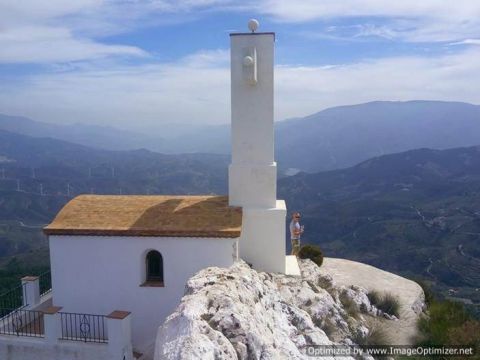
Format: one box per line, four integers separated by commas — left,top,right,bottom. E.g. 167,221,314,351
154,259,423,359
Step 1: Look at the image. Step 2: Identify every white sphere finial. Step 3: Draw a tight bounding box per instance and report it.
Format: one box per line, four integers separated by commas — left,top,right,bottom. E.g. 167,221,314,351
248,19,259,33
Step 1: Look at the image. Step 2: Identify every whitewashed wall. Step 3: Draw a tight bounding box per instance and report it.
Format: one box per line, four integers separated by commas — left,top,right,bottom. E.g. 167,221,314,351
49,235,238,352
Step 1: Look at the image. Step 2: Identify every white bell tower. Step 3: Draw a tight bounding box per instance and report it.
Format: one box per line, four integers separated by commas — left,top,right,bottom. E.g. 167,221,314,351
229,20,287,273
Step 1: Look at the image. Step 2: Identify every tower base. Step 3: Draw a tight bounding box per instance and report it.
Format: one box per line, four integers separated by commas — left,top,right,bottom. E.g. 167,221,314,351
239,200,286,273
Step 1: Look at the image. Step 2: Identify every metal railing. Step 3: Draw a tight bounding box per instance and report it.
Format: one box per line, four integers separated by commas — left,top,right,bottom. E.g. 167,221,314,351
0,308,44,337
39,271,52,297
59,312,107,343
0,283,26,311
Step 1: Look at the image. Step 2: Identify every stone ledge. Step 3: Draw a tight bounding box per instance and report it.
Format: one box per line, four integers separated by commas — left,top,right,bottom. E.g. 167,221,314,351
107,310,131,320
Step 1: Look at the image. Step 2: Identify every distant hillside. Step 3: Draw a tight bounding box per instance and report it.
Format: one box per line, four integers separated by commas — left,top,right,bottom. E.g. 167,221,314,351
3,101,480,173
0,130,228,263
0,113,168,152
0,130,228,187
0,113,230,154
279,145,480,313
276,100,480,172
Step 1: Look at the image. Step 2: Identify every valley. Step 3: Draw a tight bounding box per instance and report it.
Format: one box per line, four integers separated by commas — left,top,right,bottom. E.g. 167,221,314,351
279,146,480,317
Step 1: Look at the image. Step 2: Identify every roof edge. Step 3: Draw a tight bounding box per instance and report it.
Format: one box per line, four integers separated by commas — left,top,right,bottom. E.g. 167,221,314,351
44,228,241,238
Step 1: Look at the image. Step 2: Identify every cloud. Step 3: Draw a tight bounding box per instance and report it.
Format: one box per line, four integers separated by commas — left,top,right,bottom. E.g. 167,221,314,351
2,1,480,65
0,0,99,23
352,24,397,40
180,49,229,67
450,39,480,46
0,1,145,64
276,47,480,119
256,0,480,43
0,26,147,63
0,50,231,131
1,46,479,131
0,0,234,64
257,0,480,22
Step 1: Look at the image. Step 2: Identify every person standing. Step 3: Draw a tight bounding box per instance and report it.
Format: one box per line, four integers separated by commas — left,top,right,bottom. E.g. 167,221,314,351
290,212,304,256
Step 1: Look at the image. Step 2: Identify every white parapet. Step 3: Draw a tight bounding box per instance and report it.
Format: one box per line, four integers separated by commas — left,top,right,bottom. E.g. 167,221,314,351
0,306,134,360
21,276,40,307
43,306,62,344
107,311,133,360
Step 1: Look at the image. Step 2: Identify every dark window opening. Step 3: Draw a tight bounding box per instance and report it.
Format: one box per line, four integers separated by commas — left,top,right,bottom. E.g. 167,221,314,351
145,250,164,285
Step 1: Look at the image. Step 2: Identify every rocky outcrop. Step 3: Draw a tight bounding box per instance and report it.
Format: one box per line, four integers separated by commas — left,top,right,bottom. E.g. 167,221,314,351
154,259,424,360
319,257,426,345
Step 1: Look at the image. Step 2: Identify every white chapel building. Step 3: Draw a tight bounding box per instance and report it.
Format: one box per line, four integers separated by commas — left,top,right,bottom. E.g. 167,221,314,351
44,195,242,353
0,20,296,360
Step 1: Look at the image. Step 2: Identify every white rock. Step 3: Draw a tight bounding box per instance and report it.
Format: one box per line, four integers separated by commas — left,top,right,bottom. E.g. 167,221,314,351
154,259,413,360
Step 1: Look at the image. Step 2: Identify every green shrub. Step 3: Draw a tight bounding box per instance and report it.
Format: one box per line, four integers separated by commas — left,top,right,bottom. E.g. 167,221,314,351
298,244,324,267
418,300,470,345
379,293,401,318
414,282,478,349
367,290,401,318
367,290,382,306
447,320,480,348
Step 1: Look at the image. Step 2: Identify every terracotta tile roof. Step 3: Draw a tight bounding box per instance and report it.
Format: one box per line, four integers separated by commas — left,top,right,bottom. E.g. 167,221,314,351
44,195,242,238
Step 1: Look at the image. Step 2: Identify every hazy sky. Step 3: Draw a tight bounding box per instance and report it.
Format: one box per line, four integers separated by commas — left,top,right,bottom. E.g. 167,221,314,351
0,1,479,132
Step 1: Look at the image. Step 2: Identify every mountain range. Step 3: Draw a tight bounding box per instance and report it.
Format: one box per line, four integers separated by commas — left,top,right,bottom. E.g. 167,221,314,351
1,100,480,314
0,113,230,156
3,100,479,173
276,100,480,172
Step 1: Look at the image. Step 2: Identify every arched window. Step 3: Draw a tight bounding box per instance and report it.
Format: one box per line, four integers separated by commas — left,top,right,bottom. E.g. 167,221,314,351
146,250,164,285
